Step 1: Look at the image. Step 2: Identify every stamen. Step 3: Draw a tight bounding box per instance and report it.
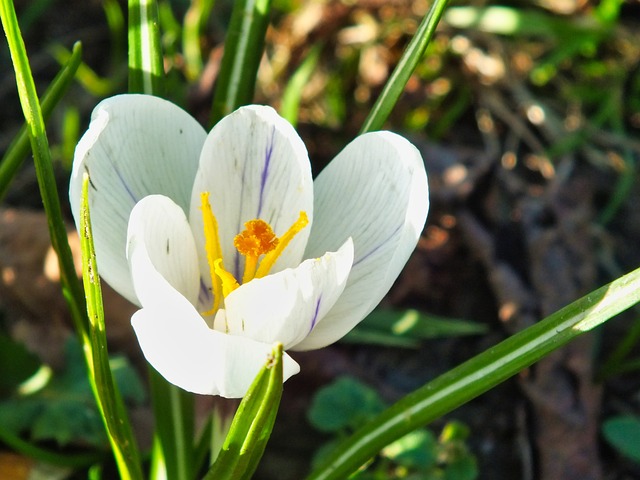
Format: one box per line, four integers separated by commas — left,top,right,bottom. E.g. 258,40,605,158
255,211,309,278
200,192,224,312
234,219,278,283
214,259,240,297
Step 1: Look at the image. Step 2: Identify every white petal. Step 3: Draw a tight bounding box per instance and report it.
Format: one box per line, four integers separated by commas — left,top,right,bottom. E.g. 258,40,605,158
126,195,200,306
221,239,354,349
295,132,429,350
132,305,300,397
127,207,300,397
189,105,313,286
69,94,206,303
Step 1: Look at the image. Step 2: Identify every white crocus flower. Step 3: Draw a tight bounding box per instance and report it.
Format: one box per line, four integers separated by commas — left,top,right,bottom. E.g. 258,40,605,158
69,94,429,398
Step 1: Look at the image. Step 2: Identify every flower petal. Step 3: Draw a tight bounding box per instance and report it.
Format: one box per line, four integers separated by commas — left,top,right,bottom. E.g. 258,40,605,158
189,105,313,285
69,94,206,304
132,306,300,397
294,132,429,350
127,202,300,397
126,195,200,306
221,239,354,349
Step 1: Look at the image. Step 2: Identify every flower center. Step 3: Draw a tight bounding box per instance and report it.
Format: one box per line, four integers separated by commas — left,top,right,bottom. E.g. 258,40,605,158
200,192,308,314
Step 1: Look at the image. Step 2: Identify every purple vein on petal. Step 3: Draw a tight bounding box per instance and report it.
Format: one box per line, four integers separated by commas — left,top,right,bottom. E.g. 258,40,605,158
353,224,402,267
310,295,322,332
257,125,275,218
112,162,138,204
198,277,212,308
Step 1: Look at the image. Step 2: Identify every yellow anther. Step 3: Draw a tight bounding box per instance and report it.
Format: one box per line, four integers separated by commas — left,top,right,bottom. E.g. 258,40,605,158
255,211,309,278
234,220,278,257
235,219,278,283
214,259,240,297
200,192,224,312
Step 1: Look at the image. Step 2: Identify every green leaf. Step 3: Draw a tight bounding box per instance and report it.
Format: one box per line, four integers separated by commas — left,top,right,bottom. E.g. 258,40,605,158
344,309,487,348
182,0,216,81
280,43,322,127
359,0,451,133
126,3,197,478
0,41,82,202
0,334,41,395
210,0,272,125
443,456,478,480
308,377,386,433
1,0,87,340
80,175,144,478
148,369,195,480
0,423,104,468
204,343,284,480
50,45,116,96
382,430,438,470
128,0,164,94
305,266,640,480
0,338,143,449
602,415,640,464
109,355,146,405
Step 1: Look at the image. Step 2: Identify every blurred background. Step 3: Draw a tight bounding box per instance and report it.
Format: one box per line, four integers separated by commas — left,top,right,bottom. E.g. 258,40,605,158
1,0,640,478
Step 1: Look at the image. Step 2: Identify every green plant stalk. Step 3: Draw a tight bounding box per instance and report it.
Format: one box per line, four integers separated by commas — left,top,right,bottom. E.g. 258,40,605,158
597,86,635,226
0,0,87,336
80,176,144,480
359,0,450,134
0,424,105,468
209,0,272,126
203,343,284,480
1,2,141,476
128,2,195,477
0,41,82,201
51,44,115,96
148,369,195,480
598,304,640,380
183,0,216,81
280,43,322,127
306,266,640,480
103,0,126,67
128,0,164,95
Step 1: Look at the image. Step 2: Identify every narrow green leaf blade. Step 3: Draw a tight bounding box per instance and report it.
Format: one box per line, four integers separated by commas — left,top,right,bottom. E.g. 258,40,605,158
0,0,87,340
306,266,640,479
0,41,82,201
359,0,450,134
128,0,164,94
280,44,322,127
126,4,197,478
183,0,216,81
210,0,272,125
148,368,195,480
80,175,144,480
0,424,104,468
204,343,284,480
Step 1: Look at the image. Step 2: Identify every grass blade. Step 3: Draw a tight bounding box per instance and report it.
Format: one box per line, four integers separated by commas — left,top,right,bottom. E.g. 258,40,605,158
359,0,450,134
80,175,144,480
306,266,640,479
0,424,104,468
0,41,82,202
203,343,284,480
183,0,216,81
209,0,272,125
280,44,322,127
128,0,164,94
127,3,196,477
0,0,86,337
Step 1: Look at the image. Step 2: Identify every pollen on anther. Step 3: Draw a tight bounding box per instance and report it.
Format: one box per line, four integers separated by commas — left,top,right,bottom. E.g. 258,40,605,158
234,219,278,257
